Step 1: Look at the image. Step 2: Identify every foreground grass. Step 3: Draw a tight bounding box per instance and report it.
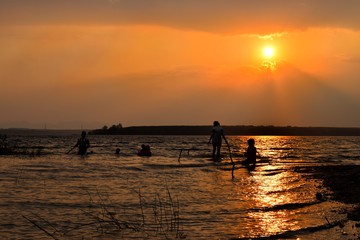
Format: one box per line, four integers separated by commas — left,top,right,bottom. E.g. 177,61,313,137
23,188,186,239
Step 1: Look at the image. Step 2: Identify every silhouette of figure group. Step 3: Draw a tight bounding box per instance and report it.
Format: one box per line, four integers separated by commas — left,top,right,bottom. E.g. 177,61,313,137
208,121,258,167
137,144,152,156
71,121,257,168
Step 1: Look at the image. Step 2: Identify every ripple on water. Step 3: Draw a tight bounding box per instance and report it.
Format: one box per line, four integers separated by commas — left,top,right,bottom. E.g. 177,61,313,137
1,135,360,239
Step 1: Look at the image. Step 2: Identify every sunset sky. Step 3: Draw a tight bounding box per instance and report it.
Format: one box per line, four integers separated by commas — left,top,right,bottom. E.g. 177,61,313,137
1,0,360,129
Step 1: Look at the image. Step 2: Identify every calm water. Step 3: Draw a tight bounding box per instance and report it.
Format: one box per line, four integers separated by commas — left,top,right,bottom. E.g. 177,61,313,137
1,135,360,239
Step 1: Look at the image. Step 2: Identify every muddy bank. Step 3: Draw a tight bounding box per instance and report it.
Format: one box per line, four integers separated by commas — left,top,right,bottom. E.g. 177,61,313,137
294,165,360,221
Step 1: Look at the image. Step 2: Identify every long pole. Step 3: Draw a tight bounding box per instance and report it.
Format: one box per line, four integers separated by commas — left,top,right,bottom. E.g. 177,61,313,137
66,146,76,154
226,142,235,179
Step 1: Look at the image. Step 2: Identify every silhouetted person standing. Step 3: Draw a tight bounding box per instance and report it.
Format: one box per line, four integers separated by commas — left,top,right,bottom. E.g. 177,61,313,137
208,121,228,159
74,131,90,156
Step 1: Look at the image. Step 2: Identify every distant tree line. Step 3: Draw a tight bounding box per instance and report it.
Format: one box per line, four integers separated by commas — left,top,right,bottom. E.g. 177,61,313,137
89,124,360,136
91,123,123,135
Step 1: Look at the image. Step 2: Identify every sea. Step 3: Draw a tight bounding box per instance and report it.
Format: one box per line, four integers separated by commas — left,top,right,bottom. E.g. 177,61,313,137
1,134,360,239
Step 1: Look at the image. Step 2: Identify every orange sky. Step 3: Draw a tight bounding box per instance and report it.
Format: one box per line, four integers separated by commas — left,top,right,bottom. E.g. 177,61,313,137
1,1,360,129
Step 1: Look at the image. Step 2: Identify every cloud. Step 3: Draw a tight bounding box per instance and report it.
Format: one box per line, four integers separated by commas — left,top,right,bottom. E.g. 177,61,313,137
273,63,360,127
1,63,359,128
79,65,360,127
339,55,360,63
1,1,360,34
257,33,287,40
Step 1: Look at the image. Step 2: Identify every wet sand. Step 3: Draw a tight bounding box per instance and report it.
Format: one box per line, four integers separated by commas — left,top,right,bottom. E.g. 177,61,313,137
292,165,360,239
295,165,360,205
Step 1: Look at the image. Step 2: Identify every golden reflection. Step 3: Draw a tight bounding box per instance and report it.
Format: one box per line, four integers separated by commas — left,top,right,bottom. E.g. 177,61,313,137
225,136,312,237
247,210,298,235
252,166,292,207
243,169,297,235
245,135,300,235
252,136,296,160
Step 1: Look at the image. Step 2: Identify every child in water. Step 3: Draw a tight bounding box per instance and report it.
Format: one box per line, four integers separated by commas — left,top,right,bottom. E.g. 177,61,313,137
244,138,257,166
115,148,120,155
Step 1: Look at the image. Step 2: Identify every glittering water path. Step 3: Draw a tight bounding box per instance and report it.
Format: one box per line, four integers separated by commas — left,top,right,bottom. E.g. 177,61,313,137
1,135,360,239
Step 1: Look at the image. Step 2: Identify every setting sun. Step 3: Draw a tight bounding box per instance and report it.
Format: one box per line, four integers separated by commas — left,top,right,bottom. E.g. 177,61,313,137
263,46,275,59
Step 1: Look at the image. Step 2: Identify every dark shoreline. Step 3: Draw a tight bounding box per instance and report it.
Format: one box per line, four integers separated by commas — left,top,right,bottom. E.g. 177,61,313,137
294,165,360,234
294,165,360,206
90,125,360,136
1,125,360,136
233,164,360,240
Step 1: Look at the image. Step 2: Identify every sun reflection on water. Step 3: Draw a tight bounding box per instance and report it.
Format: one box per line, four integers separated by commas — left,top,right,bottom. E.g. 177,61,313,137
237,136,305,236
235,135,303,162
240,168,300,236
247,210,298,236
2,135,358,239
225,135,332,238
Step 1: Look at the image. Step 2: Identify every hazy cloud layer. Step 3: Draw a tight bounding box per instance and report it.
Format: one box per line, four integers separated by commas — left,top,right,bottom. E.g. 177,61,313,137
1,0,360,33
1,2,360,128
1,64,359,128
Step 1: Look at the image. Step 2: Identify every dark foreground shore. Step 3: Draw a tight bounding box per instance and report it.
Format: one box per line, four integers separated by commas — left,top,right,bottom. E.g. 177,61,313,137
295,165,360,206
90,125,360,136
298,165,360,240
248,164,360,240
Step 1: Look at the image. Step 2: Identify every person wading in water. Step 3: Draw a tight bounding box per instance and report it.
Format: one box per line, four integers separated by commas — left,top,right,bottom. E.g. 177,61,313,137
73,131,90,156
208,121,228,160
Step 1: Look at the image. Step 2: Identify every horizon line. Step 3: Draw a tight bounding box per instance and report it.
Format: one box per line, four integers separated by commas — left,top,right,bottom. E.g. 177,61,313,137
1,125,360,131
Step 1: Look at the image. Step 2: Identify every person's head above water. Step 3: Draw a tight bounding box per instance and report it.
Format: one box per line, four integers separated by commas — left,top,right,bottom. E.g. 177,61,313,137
213,121,220,127
247,138,255,146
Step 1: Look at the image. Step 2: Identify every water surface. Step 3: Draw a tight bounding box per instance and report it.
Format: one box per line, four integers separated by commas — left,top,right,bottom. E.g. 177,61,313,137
1,135,359,239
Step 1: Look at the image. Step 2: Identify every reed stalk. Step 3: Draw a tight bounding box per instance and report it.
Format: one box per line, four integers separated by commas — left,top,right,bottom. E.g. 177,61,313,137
23,188,186,239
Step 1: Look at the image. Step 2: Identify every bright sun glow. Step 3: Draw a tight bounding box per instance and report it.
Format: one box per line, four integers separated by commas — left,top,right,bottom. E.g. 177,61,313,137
263,46,275,59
